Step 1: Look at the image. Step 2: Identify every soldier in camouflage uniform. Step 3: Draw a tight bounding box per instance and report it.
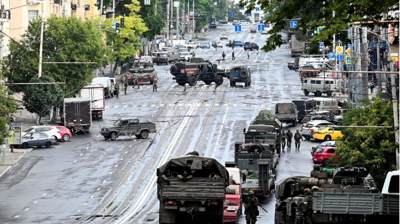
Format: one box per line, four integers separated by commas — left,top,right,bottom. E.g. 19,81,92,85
153,76,158,92
281,130,287,149
294,130,303,150
286,129,293,149
310,164,320,177
244,191,259,224
302,188,313,224
114,81,120,99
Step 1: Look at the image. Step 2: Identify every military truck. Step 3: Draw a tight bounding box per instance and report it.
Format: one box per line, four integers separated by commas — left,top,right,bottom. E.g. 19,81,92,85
232,143,277,200
290,36,305,57
170,58,227,86
274,166,399,224
275,103,298,126
100,118,156,140
228,66,251,87
244,110,283,153
157,153,229,224
128,60,158,84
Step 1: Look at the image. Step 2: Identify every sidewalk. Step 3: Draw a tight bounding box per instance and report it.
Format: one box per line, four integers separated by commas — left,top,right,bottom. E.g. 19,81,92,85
0,148,33,178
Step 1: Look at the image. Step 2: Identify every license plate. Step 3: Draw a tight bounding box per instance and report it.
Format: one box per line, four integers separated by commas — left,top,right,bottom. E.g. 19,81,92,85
139,79,148,82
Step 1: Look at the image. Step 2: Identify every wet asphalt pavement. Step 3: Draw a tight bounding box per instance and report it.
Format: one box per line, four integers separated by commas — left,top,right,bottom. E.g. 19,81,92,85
0,23,323,224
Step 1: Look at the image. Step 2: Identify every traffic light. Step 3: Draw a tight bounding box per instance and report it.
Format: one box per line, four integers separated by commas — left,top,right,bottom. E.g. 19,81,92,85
116,22,120,34
120,18,125,28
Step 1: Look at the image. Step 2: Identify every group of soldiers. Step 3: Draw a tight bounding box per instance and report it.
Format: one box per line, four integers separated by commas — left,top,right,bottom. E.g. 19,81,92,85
281,129,304,150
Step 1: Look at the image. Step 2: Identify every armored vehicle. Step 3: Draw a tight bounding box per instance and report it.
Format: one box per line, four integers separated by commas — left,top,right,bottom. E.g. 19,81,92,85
228,66,251,87
275,166,399,224
152,52,169,65
170,58,227,86
157,153,229,224
100,118,156,140
128,61,158,84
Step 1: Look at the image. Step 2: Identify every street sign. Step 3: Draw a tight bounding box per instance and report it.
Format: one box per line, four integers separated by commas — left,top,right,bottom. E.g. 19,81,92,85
142,38,146,43
241,7,245,10
256,7,260,11
235,25,242,32
290,21,297,28
345,47,351,54
336,46,343,54
336,54,344,61
319,42,324,47
258,24,265,31
230,12,235,17
371,41,387,49
345,55,352,64
317,26,325,34
247,13,252,16
329,52,335,59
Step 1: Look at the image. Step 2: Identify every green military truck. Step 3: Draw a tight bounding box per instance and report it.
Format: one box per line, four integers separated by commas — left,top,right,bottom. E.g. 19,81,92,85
275,167,399,224
157,153,229,224
244,110,283,153
169,58,227,86
228,66,251,87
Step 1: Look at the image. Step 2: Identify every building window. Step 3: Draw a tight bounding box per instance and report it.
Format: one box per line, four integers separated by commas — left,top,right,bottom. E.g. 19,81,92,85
85,5,90,11
28,10,39,21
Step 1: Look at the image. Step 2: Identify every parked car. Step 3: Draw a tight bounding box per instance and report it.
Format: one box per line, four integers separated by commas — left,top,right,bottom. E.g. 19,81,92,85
20,132,57,149
220,34,228,40
226,41,244,47
51,125,72,141
22,126,62,142
209,23,217,29
313,127,343,141
212,41,223,48
219,20,228,24
261,30,269,35
250,28,257,33
312,146,338,167
301,111,332,124
179,52,192,61
311,140,336,156
200,42,211,49
244,42,259,51
301,120,334,140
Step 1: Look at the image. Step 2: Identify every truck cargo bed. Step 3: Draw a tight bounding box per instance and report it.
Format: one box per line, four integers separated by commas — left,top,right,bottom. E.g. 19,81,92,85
160,178,226,199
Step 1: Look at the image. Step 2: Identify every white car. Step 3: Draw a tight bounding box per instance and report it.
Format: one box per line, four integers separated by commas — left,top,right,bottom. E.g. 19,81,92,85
301,120,334,140
140,56,153,64
180,52,192,61
261,30,269,35
22,126,63,142
220,34,228,40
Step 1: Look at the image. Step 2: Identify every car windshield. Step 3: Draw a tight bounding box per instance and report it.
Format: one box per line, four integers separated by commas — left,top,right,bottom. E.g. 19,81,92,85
23,127,35,132
181,52,190,56
114,119,122,126
141,56,151,60
22,133,31,138
316,148,324,153
159,53,168,57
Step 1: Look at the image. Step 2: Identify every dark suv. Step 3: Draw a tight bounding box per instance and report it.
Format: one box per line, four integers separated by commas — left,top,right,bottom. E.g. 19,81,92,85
244,42,259,51
229,66,251,87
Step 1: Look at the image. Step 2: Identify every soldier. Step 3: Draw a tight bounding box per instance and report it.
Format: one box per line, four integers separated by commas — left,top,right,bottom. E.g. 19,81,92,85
310,164,320,177
132,75,140,89
281,130,287,149
244,191,259,224
114,81,120,99
247,51,250,60
294,130,303,150
286,129,293,149
153,76,158,92
123,80,128,94
232,51,235,60
222,51,226,61
302,188,313,224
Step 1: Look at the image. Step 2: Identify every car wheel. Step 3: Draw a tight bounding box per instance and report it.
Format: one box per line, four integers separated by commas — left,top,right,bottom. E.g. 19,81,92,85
188,75,197,86
304,90,309,96
111,132,118,141
135,134,141,139
62,134,70,141
315,91,321,96
305,136,310,140
324,135,332,141
215,75,223,85
22,142,29,149
327,91,332,97
230,81,235,87
140,131,149,139
45,141,52,148
104,136,109,140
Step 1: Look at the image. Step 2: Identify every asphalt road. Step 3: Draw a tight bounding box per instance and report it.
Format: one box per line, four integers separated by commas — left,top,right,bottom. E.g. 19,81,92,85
0,22,324,224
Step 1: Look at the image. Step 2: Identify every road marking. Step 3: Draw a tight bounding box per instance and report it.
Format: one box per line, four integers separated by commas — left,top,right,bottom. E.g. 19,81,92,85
123,105,128,108
150,104,155,107
105,106,110,109
24,208,29,211
113,106,119,108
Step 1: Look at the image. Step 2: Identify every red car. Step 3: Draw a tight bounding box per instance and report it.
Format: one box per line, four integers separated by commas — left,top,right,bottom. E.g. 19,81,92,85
312,146,338,167
51,125,72,142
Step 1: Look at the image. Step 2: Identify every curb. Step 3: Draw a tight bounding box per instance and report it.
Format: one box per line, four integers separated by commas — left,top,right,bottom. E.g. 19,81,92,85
0,148,33,179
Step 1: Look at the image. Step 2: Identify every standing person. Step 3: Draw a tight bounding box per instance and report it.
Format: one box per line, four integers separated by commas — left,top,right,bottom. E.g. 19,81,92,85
123,79,128,94
302,188,313,224
286,129,293,149
369,80,375,94
222,51,226,61
244,191,260,224
310,164,320,177
114,81,120,99
247,51,250,60
294,130,303,150
281,130,287,149
153,76,158,92
241,170,247,183
232,51,235,60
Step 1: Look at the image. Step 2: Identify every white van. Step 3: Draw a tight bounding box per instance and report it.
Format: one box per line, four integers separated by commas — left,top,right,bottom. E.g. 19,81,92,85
299,55,330,67
301,77,338,96
313,98,340,114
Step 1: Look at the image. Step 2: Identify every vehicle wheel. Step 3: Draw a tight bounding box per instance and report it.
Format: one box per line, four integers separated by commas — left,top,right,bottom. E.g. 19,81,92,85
140,131,149,139
215,75,223,85
305,136,310,140
315,91,321,96
45,141,51,148
292,120,297,126
239,70,247,79
104,136,109,140
304,90,309,96
321,159,328,167
230,82,235,87
188,75,197,86
324,135,332,141
22,142,29,149
157,63,159,65
177,81,186,86
111,132,118,141
63,134,70,142
135,134,141,139
327,91,332,97
204,81,212,85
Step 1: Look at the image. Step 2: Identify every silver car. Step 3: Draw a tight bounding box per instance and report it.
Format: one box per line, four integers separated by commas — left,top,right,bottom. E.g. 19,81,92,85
21,132,57,149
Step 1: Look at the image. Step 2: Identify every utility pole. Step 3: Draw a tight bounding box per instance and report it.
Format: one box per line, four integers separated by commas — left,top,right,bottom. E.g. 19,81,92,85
166,0,170,45
0,0,3,60
82,0,86,20
38,0,46,78
170,0,173,39
112,0,115,18
192,0,194,39
176,2,179,40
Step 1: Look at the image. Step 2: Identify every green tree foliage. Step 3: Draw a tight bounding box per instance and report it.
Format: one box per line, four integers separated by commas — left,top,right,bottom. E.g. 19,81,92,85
0,74,18,145
21,76,63,121
6,16,107,97
335,98,397,189
239,0,398,52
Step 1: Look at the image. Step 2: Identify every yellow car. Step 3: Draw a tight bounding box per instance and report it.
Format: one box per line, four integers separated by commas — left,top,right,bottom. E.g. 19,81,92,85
312,127,343,141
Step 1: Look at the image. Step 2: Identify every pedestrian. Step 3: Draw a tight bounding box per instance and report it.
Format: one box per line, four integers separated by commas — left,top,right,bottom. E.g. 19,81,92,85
153,76,158,92
281,130,286,149
294,129,303,150
114,81,120,99
192,51,196,58
302,188,313,224
247,51,250,60
123,79,128,94
232,51,235,60
310,164,320,177
369,80,375,94
241,170,247,183
244,191,259,224
222,51,226,61
100,67,105,76
286,129,293,149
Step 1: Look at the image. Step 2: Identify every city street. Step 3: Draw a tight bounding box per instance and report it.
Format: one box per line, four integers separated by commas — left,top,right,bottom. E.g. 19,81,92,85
0,22,321,224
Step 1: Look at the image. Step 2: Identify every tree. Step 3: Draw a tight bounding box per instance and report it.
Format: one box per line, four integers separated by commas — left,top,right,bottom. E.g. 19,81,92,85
21,76,63,122
0,75,18,145
6,16,107,97
239,0,398,52
335,98,397,189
